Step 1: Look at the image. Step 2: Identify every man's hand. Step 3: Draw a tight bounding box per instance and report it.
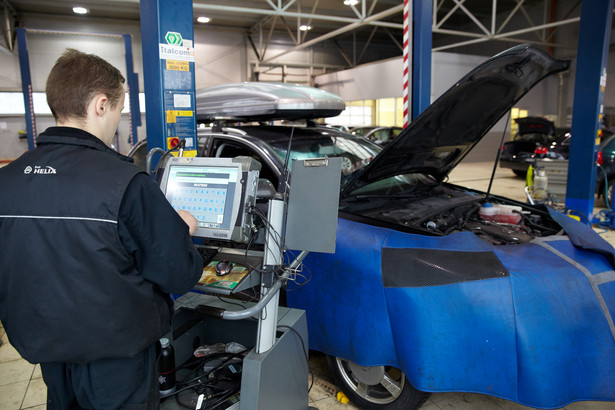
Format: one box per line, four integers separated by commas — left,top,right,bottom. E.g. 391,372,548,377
177,210,198,236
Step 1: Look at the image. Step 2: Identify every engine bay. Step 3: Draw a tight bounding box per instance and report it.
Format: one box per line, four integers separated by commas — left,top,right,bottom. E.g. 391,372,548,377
342,183,563,245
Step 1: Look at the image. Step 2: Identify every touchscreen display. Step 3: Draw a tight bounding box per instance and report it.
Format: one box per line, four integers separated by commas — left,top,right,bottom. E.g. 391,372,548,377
165,165,238,230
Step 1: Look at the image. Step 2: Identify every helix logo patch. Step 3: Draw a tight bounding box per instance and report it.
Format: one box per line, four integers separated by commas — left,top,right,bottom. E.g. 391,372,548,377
24,165,56,175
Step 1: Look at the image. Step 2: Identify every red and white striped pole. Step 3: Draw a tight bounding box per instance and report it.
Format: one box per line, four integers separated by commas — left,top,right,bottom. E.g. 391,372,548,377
402,0,411,129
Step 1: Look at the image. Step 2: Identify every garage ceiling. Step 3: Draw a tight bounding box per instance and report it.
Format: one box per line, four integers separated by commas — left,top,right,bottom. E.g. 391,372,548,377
3,0,587,68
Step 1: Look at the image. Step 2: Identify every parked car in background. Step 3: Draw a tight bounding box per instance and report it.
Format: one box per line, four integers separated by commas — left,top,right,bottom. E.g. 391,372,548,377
596,131,615,206
131,46,615,410
321,123,350,132
499,116,570,176
350,125,403,146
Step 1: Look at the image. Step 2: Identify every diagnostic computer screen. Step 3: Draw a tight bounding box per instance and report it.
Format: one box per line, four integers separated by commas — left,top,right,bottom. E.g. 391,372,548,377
164,164,239,232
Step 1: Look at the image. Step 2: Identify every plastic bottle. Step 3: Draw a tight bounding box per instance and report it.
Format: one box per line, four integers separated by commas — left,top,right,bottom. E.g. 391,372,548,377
158,338,176,397
479,203,522,224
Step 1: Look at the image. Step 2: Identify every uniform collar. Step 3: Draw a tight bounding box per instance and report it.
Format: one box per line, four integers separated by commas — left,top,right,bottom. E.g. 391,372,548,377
37,127,134,163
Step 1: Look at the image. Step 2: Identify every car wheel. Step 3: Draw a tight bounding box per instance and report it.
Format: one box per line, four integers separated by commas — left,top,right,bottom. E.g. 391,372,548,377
327,355,429,410
340,156,354,175
513,169,526,177
608,179,614,209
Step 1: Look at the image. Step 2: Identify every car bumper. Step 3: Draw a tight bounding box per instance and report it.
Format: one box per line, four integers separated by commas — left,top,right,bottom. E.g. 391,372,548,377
499,159,533,172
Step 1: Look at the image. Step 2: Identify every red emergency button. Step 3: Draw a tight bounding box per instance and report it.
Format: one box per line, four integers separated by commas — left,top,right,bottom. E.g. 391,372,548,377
167,137,180,149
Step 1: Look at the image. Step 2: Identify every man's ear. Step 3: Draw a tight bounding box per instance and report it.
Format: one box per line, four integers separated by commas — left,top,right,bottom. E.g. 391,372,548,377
92,94,109,117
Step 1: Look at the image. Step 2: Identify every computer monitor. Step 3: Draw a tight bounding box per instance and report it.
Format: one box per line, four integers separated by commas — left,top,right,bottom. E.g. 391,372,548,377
159,156,261,243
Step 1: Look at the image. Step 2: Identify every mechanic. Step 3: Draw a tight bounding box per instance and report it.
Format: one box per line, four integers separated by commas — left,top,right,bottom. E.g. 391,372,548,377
0,49,204,408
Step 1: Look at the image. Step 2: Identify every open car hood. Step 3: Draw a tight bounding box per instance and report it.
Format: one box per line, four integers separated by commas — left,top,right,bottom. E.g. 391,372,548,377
341,44,569,197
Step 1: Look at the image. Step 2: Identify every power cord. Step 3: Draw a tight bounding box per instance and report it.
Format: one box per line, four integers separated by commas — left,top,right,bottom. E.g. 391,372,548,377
170,351,247,409
152,139,186,180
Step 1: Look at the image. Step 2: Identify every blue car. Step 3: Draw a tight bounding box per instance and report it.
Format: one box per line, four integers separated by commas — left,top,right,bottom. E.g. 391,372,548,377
132,45,615,410
284,45,615,410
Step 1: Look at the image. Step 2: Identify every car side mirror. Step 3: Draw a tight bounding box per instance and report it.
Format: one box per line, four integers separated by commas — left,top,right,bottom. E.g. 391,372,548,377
257,179,279,201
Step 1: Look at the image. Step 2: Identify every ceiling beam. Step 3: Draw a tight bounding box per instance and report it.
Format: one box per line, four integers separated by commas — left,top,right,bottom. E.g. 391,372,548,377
433,16,580,51
193,3,403,30
260,4,403,64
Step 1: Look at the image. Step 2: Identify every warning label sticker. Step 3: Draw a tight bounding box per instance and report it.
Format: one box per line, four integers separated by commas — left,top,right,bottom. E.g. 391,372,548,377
166,60,189,71
166,110,193,124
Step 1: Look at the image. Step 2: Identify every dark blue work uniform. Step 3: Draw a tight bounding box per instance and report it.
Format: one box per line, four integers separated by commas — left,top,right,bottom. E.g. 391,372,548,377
0,127,204,409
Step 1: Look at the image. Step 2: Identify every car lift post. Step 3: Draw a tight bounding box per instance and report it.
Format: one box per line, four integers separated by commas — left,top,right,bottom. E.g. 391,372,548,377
565,0,614,221
16,27,36,151
139,0,198,158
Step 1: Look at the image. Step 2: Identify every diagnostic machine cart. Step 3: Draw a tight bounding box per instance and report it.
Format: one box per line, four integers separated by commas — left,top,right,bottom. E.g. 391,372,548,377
153,82,345,409
156,145,341,409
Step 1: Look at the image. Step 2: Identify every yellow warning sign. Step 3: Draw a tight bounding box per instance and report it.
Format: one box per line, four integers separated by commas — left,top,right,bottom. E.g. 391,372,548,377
166,110,193,124
166,59,189,71
169,150,197,157
166,111,176,123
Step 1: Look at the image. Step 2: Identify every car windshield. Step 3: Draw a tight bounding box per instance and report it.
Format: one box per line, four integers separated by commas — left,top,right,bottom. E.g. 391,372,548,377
268,134,381,182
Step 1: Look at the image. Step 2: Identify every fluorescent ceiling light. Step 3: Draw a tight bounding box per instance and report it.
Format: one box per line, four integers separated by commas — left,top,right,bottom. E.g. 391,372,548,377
343,0,359,5
299,25,312,31
197,16,211,23
72,6,88,14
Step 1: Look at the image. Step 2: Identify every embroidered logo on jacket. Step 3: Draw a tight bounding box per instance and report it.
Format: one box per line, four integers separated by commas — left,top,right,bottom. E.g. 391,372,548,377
24,165,57,175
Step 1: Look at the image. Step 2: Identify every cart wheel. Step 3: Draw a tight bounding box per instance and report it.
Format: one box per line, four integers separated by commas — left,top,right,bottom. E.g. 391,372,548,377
327,355,429,410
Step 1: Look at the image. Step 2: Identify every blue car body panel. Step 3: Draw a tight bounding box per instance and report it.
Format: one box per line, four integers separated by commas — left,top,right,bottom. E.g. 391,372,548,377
287,216,615,408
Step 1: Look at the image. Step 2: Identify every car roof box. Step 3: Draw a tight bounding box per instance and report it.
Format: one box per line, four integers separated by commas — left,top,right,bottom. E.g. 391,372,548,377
196,82,345,122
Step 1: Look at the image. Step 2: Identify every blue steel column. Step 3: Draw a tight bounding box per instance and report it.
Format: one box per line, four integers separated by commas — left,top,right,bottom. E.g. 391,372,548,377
123,34,141,146
411,0,432,119
139,0,197,156
565,0,614,220
16,28,36,150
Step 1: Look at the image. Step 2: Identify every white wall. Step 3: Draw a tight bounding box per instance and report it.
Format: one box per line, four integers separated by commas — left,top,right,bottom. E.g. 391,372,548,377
4,14,251,92
314,56,404,101
0,14,251,156
315,51,560,116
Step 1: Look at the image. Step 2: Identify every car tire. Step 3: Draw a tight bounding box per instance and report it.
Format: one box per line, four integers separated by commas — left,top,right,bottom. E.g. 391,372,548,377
340,155,354,175
513,169,526,177
608,179,614,209
327,355,429,410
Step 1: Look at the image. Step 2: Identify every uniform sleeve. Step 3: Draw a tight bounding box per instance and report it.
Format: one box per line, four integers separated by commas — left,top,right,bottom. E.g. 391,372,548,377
118,173,204,294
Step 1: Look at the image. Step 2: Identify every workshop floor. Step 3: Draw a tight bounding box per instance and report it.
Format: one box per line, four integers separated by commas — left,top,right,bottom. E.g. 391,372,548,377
1,161,615,410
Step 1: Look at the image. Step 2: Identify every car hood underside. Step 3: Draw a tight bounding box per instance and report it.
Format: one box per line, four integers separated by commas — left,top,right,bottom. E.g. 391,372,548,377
342,44,570,195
